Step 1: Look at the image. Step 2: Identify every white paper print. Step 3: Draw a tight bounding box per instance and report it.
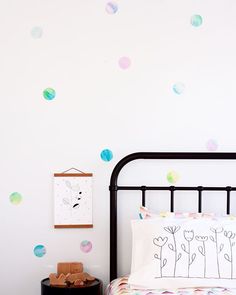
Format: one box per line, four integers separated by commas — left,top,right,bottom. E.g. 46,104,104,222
54,175,92,227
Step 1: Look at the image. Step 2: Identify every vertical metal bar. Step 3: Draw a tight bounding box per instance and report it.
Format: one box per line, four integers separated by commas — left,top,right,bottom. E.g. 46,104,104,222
110,186,117,281
198,186,202,213
226,187,231,215
141,186,146,207
170,186,174,212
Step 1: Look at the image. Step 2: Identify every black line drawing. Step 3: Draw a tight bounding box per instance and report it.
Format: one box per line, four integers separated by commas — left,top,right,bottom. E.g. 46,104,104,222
196,236,208,278
164,226,182,277
224,230,235,279
181,230,196,277
153,237,168,277
210,227,223,278
65,180,82,209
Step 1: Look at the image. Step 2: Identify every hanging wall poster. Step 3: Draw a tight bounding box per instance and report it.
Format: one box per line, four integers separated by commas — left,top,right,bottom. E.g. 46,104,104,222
54,170,93,228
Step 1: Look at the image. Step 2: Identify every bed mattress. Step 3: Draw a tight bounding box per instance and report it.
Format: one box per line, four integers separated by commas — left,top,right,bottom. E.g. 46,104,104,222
106,277,236,295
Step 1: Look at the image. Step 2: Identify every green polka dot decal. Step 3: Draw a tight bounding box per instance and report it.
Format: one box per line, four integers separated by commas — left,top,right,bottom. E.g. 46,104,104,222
43,88,56,100
191,15,203,27
9,192,22,205
167,171,180,184
34,245,46,257
100,149,113,162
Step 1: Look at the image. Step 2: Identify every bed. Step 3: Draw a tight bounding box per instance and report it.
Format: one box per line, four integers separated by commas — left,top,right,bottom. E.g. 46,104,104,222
107,152,236,295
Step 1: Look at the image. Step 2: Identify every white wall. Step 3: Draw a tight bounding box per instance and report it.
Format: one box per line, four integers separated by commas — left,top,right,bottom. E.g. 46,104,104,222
1,0,236,294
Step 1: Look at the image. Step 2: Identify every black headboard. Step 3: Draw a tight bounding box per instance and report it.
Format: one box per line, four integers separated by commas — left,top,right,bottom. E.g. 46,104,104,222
109,152,236,281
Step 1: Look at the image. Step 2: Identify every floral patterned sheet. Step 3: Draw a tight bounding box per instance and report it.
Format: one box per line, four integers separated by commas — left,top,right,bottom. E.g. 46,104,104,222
106,277,236,295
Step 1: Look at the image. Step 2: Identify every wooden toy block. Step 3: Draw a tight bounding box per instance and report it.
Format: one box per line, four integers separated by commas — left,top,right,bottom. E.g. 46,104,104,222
66,273,87,284
49,273,67,286
70,262,83,274
57,262,83,275
85,273,95,281
74,279,84,286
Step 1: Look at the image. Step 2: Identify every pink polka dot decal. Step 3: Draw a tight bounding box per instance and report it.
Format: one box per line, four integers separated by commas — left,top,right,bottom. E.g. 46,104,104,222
80,240,92,253
118,56,131,70
206,139,218,151
106,2,118,14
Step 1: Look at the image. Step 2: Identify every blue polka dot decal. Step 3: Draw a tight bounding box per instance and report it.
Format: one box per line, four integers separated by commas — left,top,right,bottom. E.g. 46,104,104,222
100,149,113,162
34,245,46,257
173,83,185,95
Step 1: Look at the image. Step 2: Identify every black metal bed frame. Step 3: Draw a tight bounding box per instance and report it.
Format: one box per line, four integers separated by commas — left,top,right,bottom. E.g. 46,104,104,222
109,152,236,281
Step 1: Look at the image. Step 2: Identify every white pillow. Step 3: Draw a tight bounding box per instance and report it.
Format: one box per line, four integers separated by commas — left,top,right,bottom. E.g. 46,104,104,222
139,206,222,220
129,215,236,289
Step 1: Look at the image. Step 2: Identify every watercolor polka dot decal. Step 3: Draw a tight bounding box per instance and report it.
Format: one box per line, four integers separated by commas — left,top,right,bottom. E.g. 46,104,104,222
118,56,131,70
43,88,56,100
167,171,180,184
100,149,113,162
173,83,185,95
206,139,218,151
31,26,43,39
34,245,46,257
80,240,92,253
191,15,203,27
9,192,22,205
106,2,118,14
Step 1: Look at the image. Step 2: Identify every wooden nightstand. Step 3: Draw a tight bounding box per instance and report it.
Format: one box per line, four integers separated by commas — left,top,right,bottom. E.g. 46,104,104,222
41,278,102,295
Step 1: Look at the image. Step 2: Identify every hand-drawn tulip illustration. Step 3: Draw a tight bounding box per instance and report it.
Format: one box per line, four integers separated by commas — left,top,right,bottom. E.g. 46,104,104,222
164,226,182,277
224,230,236,279
153,236,168,277
196,236,208,277
181,230,196,277
210,227,224,278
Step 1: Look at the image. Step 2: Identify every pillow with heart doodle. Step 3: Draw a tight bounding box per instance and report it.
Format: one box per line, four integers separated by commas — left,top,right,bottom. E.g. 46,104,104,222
129,216,236,289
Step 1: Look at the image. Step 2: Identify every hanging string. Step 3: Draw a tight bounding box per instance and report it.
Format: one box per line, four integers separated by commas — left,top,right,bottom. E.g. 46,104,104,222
61,167,86,174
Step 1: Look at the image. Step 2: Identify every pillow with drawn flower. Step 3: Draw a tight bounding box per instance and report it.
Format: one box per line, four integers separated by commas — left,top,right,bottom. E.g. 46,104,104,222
129,216,236,289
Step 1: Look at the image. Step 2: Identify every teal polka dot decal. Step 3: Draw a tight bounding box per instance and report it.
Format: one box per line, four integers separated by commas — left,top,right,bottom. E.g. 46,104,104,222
106,2,118,14
31,27,43,39
34,245,46,257
100,149,113,162
80,240,92,253
9,192,22,205
167,171,180,184
191,15,203,27
173,83,185,95
43,88,56,100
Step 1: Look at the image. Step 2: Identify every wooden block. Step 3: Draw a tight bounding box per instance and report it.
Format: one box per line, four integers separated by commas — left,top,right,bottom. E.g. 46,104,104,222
49,273,67,286
74,279,84,286
57,262,83,275
86,274,95,281
66,273,87,284
70,262,83,274
57,263,70,275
